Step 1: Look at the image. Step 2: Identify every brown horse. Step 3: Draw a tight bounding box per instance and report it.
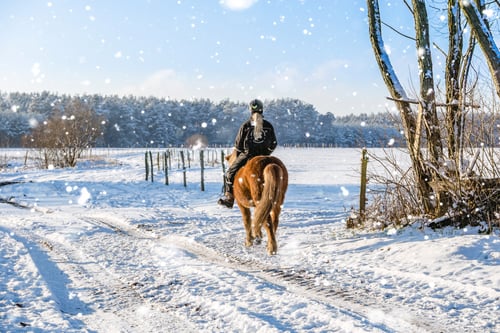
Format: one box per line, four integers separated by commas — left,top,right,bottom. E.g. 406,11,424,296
226,150,288,255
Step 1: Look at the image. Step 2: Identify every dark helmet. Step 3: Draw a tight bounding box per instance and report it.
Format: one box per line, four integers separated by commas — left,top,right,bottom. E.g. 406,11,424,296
249,99,264,114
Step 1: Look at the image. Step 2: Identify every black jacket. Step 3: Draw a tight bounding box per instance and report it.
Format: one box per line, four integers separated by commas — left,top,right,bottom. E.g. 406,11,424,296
234,118,277,156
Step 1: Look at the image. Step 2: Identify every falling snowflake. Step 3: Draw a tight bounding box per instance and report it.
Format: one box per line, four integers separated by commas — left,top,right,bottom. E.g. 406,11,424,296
78,187,91,205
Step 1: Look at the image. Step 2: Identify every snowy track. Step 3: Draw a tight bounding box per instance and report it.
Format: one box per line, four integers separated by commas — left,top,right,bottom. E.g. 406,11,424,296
1,148,499,332
12,214,409,332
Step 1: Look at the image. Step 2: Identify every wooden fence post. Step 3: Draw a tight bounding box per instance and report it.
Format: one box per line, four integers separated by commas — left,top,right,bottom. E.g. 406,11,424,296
200,150,205,191
221,150,226,191
149,150,154,182
164,151,169,185
167,149,172,170
180,150,187,187
360,148,368,219
145,151,149,181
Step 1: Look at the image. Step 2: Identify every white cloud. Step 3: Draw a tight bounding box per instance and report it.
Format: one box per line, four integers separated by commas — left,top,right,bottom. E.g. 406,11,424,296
121,69,188,98
116,62,386,116
311,59,347,81
219,0,258,11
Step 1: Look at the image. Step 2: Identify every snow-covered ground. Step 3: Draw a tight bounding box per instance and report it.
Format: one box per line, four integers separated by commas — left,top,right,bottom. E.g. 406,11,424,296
1,148,499,333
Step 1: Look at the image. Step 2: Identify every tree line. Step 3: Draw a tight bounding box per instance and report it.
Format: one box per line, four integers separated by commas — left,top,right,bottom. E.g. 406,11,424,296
0,91,404,149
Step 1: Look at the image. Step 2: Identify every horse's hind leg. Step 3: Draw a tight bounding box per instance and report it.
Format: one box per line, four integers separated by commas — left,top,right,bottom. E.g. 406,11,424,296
263,216,277,255
271,205,281,234
252,219,262,245
239,206,254,247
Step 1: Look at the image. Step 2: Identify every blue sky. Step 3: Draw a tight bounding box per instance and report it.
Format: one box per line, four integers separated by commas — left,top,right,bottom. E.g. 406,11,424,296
0,0,430,115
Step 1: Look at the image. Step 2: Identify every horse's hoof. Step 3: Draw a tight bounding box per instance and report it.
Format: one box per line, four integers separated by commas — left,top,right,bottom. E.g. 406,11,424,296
267,245,277,255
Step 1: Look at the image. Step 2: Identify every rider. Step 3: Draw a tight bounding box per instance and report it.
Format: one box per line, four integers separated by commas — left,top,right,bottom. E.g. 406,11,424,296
218,99,277,208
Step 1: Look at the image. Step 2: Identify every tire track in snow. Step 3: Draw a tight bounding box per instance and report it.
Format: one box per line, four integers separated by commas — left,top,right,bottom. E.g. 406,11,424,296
82,213,448,333
5,214,197,333
9,226,153,332
0,225,86,332
165,235,449,333
73,215,198,332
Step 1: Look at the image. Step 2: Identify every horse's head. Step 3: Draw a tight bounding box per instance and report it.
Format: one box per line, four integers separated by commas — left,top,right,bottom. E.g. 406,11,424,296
226,149,238,166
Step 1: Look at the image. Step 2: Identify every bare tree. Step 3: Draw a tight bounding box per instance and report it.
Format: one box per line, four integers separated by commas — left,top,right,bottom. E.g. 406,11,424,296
365,0,499,226
28,99,103,168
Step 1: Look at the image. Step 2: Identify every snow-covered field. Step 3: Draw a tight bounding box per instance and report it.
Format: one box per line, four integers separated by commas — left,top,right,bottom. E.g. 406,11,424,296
1,148,499,333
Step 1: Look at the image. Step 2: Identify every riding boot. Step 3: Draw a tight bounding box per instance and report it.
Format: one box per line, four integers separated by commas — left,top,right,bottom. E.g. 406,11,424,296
218,191,234,208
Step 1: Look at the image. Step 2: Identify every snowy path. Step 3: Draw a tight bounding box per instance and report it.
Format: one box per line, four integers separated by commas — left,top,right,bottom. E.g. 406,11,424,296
1,210,437,333
1,148,499,332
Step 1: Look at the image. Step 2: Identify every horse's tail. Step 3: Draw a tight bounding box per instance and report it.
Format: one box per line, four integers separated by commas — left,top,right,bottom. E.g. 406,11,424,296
253,162,285,237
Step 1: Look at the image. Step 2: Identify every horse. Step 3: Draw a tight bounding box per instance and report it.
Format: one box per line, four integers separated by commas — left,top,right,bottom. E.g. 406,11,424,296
226,150,288,255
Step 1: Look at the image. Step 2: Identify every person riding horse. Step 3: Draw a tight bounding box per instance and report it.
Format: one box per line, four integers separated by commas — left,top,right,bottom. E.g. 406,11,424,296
218,99,277,208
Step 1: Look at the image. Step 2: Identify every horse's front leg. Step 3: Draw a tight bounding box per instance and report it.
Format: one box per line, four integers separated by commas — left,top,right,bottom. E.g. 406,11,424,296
239,206,254,247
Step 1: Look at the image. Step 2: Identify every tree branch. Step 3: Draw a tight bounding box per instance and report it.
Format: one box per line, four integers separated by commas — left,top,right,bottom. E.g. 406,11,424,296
381,21,416,41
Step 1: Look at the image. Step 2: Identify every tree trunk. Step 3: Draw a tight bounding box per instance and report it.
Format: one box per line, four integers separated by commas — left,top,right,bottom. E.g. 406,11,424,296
367,0,433,213
445,0,463,164
460,0,500,98
413,0,446,215
413,0,443,164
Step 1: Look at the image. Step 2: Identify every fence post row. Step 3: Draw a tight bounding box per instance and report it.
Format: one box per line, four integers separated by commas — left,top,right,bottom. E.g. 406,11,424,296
144,148,229,191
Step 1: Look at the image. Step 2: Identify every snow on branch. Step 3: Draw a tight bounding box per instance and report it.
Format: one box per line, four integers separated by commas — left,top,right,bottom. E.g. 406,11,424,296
386,96,481,109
